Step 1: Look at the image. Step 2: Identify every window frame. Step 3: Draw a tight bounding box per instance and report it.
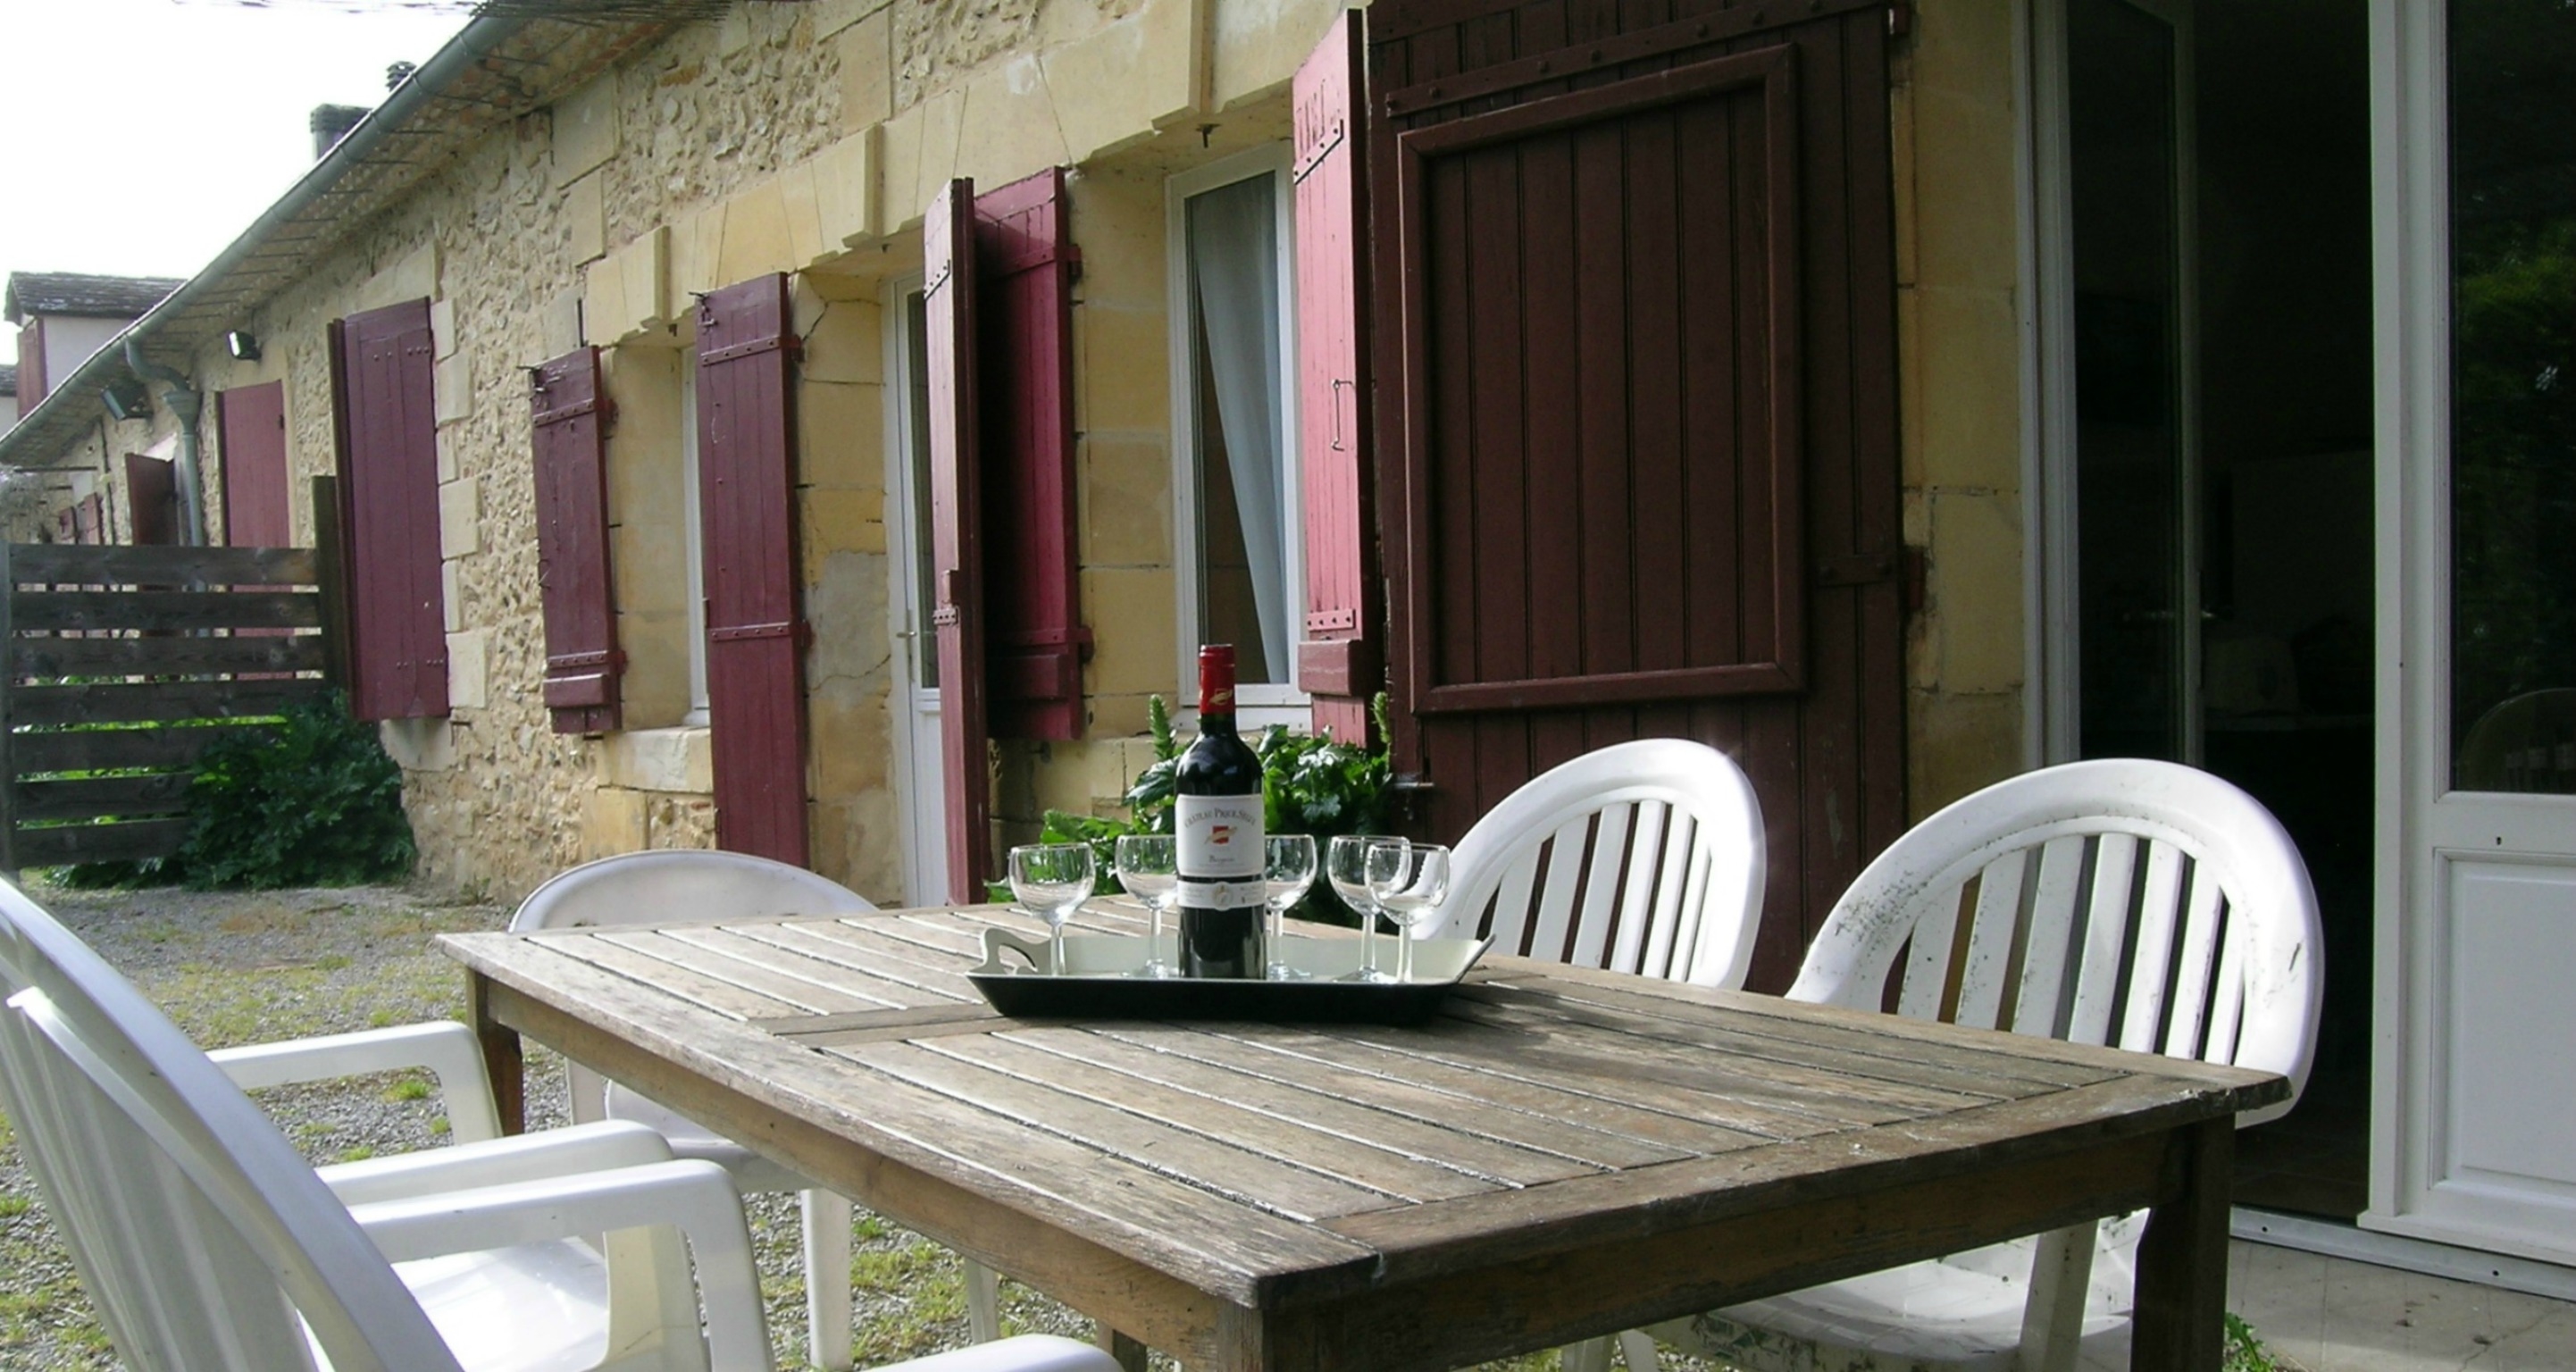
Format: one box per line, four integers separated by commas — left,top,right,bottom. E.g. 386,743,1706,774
679,347,711,726
1166,142,1308,728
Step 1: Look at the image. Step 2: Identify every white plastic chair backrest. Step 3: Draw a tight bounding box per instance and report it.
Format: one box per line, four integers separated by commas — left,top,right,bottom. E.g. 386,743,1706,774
0,880,464,1372
1791,758,2321,1127
513,850,876,1123
1433,739,1766,988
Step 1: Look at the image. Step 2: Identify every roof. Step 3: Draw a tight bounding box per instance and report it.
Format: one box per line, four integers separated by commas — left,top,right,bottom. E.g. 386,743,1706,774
3,273,186,326
0,4,698,469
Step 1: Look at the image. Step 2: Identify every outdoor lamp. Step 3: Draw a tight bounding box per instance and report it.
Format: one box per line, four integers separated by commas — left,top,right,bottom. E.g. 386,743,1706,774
100,376,150,422
225,330,261,361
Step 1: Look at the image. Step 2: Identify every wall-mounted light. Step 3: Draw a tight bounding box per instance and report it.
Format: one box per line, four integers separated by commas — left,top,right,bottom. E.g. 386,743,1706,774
225,330,261,362
100,376,151,422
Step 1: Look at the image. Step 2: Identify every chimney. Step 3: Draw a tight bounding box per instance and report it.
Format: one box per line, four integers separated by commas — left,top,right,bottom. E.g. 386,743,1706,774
310,105,370,160
387,62,418,92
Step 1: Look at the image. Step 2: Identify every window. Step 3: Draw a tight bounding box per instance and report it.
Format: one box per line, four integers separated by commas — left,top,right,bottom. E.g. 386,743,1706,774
1169,146,1302,719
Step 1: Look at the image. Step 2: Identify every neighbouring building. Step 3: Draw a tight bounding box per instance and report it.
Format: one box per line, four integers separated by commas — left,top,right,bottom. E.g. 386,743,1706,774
0,364,15,441
0,0,2568,1287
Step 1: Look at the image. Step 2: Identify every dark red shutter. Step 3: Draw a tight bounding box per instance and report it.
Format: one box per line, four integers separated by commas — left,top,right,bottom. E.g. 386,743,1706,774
54,507,72,544
1292,13,1382,744
18,320,44,415
975,169,1089,740
531,347,622,734
218,381,291,548
73,495,102,545
925,179,991,901
332,299,448,721
696,274,810,866
123,455,177,546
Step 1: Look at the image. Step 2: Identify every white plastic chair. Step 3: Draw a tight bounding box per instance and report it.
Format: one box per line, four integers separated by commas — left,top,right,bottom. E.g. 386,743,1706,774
1427,739,1765,1372
0,877,1122,1372
1427,738,1766,988
1644,758,2324,1372
513,849,1001,1369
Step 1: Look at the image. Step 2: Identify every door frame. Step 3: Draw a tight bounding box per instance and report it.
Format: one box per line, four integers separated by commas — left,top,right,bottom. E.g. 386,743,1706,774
882,273,948,904
2026,0,2204,766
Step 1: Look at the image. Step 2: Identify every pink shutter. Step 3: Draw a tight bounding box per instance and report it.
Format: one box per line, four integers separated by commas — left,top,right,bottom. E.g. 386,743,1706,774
925,179,992,900
123,455,177,546
975,168,1090,740
332,300,448,721
696,275,811,866
1293,13,1384,743
218,381,291,548
531,346,622,734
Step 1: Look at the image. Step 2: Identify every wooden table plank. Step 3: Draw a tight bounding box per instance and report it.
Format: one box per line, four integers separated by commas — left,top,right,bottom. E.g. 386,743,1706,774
551,930,812,1019
650,926,958,1010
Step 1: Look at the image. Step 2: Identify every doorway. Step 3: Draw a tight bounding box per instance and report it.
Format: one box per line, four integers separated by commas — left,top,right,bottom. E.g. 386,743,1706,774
2043,0,2377,1218
885,280,950,903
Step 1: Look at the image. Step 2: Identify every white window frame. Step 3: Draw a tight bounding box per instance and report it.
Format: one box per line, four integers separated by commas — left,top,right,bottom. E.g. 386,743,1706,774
679,347,710,727
1167,143,1308,730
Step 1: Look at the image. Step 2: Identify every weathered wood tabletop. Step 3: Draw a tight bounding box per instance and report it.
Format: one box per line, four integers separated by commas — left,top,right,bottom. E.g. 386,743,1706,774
441,905,2284,1372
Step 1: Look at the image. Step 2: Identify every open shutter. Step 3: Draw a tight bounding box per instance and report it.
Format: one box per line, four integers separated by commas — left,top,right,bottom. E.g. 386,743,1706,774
17,320,44,416
1293,13,1383,744
73,496,103,545
531,347,622,734
218,381,291,548
975,169,1090,740
925,180,991,900
697,275,810,866
123,456,177,546
332,299,448,721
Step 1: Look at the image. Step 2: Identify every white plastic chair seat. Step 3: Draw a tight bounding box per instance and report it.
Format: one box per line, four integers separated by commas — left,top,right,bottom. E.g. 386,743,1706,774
601,1083,809,1196
373,1241,618,1372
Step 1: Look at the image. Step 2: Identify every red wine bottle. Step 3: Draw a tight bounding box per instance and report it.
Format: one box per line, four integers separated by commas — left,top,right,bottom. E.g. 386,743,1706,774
1175,645,1265,978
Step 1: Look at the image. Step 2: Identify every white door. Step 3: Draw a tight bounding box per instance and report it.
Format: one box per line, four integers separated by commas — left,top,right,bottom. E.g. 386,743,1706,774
885,280,951,904
2371,0,2576,1265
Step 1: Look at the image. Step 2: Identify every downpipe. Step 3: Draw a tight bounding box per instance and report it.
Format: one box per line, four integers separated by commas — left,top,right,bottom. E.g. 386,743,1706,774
123,339,206,546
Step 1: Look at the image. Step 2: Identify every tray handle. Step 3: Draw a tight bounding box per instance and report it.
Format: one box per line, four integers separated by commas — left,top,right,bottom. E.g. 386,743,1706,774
981,925,1055,975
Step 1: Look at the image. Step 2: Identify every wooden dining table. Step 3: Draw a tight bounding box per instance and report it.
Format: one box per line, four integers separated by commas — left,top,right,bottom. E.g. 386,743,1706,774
441,903,2284,1372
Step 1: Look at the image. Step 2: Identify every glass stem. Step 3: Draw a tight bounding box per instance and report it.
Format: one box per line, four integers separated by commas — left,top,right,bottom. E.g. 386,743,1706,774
1050,924,1067,975
1147,901,1166,973
1361,908,1379,976
1396,920,1416,983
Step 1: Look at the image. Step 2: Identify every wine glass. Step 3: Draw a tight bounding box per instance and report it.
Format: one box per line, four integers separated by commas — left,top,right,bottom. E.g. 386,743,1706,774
1366,840,1451,984
1327,834,1399,983
1114,833,1179,978
1008,842,1095,975
1261,834,1318,980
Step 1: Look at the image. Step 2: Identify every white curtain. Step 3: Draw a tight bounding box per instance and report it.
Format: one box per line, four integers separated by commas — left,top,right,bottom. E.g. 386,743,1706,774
1188,175,1291,676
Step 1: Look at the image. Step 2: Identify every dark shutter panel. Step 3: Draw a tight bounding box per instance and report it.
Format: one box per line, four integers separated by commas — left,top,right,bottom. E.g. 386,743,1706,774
123,455,177,546
531,347,622,735
54,508,72,544
696,274,810,866
333,299,448,721
1292,13,1382,744
925,179,991,901
73,496,102,545
218,381,291,548
974,168,1089,740
18,320,43,415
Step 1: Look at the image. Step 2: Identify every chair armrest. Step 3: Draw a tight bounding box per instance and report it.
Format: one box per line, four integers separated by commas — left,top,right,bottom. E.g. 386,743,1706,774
209,1020,505,1143
347,1159,767,1372
319,1120,673,1207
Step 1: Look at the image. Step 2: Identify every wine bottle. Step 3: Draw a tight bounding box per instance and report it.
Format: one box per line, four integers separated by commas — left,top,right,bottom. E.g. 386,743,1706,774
1175,644,1265,978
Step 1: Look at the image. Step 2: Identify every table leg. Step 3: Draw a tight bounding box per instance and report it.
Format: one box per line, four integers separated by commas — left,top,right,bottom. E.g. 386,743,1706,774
1093,1324,1148,1372
467,971,525,1136
2131,1117,2232,1370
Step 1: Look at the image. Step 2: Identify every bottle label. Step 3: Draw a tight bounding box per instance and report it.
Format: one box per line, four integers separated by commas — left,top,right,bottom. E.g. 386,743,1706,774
1176,878,1265,910
1177,794,1263,887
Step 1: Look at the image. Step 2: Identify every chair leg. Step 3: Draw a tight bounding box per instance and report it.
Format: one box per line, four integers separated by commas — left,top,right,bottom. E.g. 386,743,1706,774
2015,1219,2098,1372
803,1189,855,1371
965,1257,1002,1343
1616,1328,1660,1369
1560,1335,1615,1372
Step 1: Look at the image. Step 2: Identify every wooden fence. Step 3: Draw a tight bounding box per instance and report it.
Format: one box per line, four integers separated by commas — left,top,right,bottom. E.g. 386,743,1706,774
0,512,344,872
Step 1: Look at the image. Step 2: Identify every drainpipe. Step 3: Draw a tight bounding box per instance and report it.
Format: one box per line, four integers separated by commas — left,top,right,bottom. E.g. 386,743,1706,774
123,339,205,546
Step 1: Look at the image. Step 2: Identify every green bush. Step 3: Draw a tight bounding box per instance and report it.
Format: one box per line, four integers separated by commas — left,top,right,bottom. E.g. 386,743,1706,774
171,691,415,889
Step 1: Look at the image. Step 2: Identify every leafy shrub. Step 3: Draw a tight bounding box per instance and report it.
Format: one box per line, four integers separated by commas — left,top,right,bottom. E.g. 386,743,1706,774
171,691,415,889
1000,695,1394,924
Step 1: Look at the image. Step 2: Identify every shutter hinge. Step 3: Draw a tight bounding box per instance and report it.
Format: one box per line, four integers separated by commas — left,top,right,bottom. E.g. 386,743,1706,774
546,649,625,672
1887,2,1914,38
1292,118,1349,185
709,620,797,642
699,334,797,366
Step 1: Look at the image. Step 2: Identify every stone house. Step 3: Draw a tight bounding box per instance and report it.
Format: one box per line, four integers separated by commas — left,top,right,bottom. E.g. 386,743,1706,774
0,0,2570,1286
3,272,185,540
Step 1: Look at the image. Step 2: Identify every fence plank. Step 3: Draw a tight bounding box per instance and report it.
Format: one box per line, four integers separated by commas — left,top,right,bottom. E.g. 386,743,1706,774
10,819,197,867
0,542,15,871
10,681,324,727
4,544,318,588
10,591,325,633
11,634,328,680
13,725,278,774
15,774,198,824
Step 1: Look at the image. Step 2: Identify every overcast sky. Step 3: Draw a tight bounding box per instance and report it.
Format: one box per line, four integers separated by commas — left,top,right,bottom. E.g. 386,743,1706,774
0,0,473,365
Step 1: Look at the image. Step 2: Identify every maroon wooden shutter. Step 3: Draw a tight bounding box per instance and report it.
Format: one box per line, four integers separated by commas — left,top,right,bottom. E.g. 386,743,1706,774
531,347,622,734
54,508,72,544
218,381,291,548
925,179,991,900
696,275,810,866
18,320,44,416
331,299,448,721
73,495,102,545
123,455,177,546
1293,13,1382,744
974,169,1089,740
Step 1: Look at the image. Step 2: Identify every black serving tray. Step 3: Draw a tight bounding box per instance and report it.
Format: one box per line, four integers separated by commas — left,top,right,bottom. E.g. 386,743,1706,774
966,926,1493,1025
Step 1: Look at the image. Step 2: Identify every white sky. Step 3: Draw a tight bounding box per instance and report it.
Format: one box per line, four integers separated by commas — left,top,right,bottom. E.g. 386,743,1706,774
0,0,474,365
